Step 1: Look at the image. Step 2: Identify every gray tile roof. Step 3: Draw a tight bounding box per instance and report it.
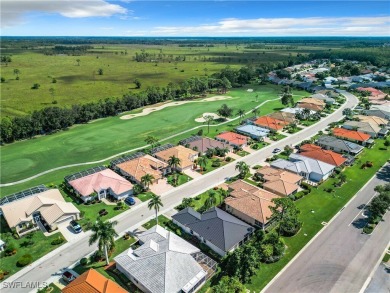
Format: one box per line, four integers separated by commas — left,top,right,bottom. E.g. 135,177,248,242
235,124,270,138
115,225,205,293
172,207,253,253
316,135,364,154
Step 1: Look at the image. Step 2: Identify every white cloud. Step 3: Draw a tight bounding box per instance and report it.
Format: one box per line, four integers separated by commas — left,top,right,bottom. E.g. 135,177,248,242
151,16,390,36
1,0,127,28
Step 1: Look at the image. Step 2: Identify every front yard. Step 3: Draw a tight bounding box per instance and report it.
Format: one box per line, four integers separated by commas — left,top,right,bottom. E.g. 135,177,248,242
136,191,154,202
0,217,67,279
167,173,192,186
142,215,171,230
198,157,232,174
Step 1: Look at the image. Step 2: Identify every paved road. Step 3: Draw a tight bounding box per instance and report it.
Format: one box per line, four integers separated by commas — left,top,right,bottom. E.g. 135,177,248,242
0,91,358,293
364,263,390,293
264,164,390,293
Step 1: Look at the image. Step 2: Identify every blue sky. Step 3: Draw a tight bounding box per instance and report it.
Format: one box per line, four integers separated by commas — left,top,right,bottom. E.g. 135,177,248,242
2,1,390,36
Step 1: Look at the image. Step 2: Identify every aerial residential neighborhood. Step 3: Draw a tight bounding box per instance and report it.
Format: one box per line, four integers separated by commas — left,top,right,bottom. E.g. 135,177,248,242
0,2,389,293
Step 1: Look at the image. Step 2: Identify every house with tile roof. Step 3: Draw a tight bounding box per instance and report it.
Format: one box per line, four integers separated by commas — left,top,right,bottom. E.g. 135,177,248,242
271,153,335,182
256,166,303,197
62,268,127,293
1,189,80,236
299,144,347,167
115,225,206,293
225,180,281,229
296,98,326,112
364,105,390,120
341,120,385,138
172,207,253,256
316,135,364,156
68,168,133,202
310,93,335,104
115,155,169,186
332,128,372,145
180,136,232,155
355,115,389,127
267,111,297,124
154,145,198,172
216,131,249,148
253,116,289,131
235,124,270,140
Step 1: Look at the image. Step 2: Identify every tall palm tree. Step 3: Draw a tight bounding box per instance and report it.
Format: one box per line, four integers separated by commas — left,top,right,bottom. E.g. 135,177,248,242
220,147,230,159
218,188,229,204
148,194,163,225
197,156,208,172
235,161,250,179
89,220,118,265
141,174,155,190
204,115,214,133
302,108,311,120
237,109,246,123
204,191,217,210
168,155,181,170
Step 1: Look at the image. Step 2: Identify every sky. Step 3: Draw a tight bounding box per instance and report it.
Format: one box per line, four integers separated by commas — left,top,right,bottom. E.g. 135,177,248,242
1,0,390,36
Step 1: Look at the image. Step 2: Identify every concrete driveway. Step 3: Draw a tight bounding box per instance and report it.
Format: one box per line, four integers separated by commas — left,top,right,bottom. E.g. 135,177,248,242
57,221,85,242
184,168,202,179
150,178,174,195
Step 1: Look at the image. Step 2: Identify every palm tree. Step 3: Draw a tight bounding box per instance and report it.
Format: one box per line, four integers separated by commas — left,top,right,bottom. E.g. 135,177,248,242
204,115,214,133
141,174,155,190
168,155,181,171
252,107,260,118
220,147,230,159
197,156,208,172
89,220,118,265
302,108,311,120
182,197,194,208
148,194,163,225
205,148,215,159
145,136,159,148
237,109,245,123
204,191,217,210
219,188,229,204
235,161,250,179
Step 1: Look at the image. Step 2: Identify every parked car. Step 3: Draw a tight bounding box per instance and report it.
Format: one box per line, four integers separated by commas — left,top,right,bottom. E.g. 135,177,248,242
125,196,136,206
62,270,77,283
70,220,82,233
272,148,281,153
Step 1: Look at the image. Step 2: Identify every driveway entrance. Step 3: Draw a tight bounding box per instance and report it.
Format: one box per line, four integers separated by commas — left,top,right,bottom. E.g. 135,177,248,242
57,220,85,242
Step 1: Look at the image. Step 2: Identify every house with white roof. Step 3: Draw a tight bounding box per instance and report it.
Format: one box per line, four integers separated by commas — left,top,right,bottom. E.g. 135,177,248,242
115,225,207,293
271,153,335,182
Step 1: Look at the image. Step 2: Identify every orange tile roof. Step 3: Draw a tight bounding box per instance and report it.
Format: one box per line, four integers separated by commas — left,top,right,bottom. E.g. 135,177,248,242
267,111,297,123
356,87,385,96
216,131,249,146
254,116,289,130
299,144,322,152
297,98,325,111
333,128,370,142
117,155,167,183
299,144,347,166
263,180,299,197
155,145,198,169
68,169,133,197
226,180,281,224
62,269,128,293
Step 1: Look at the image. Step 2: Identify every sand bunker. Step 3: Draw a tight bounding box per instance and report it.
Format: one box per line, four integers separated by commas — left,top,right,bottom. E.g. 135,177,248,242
195,112,221,123
120,95,232,120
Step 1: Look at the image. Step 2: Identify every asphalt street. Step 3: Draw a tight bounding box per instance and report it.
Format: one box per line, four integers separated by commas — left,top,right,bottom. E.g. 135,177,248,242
0,90,358,293
264,164,390,293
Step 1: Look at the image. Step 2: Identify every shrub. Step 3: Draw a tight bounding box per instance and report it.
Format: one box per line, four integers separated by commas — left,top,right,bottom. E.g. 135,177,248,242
197,129,203,136
52,78,57,83
212,160,221,167
5,244,17,256
301,182,312,191
92,250,104,262
225,156,232,162
194,195,201,200
303,190,310,195
16,254,33,267
51,236,65,245
80,257,88,266
31,83,40,89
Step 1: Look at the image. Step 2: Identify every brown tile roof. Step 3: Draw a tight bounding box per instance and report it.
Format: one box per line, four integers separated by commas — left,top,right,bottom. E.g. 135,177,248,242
297,98,325,111
299,144,347,166
216,131,249,146
68,169,133,197
226,180,281,225
155,145,198,169
254,116,289,130
267,111,297,123
117,155,167,183
62,269,128,293
333,128,370,142
256,166,302,184
263,180,299,197
355,115,388,127
187,137,231,153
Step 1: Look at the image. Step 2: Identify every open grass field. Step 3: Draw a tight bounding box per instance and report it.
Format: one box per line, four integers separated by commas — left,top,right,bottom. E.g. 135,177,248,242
0,84,308,189
0,42,318,117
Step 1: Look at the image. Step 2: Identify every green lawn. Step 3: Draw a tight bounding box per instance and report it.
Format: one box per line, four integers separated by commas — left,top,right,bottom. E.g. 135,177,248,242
0,84,307,188
136,192,154,202
0,217,67,279
191,188,225,211
167,173,192,186
72,236,138,292
244,139,390,291
141,215,171,230
199,157,231,174
236,150,250,157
